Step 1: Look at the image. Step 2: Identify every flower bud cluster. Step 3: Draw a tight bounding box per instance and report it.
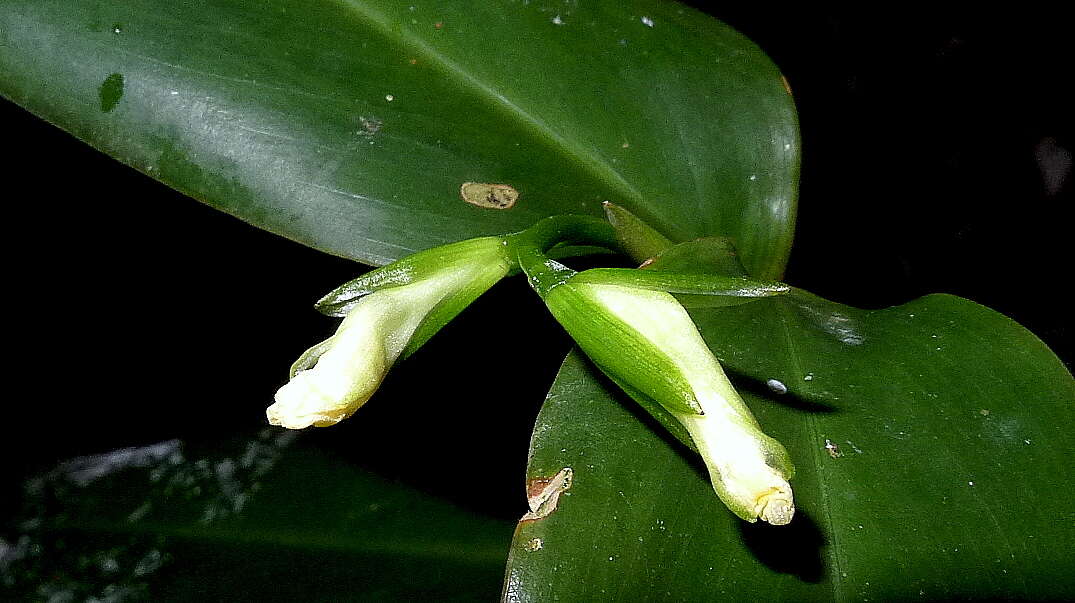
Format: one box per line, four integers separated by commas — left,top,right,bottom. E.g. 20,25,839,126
268,215,796,525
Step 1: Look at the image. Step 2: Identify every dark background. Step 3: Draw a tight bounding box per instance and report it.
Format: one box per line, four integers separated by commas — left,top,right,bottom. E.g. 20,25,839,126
2,7,1070,524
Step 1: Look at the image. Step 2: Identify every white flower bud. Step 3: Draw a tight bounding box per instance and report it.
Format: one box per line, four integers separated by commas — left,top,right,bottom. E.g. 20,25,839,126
268,238,510,429
548,281,795,524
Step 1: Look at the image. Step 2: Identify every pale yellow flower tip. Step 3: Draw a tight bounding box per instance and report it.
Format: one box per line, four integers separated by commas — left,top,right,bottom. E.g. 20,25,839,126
266,324,388,429
266,368,373,429
266,283,413,430
758,487,795,525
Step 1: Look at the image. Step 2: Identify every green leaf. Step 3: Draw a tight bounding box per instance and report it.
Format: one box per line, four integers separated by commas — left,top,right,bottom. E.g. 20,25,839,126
4,430,512,601
506,293,1075,600
0,0,798,277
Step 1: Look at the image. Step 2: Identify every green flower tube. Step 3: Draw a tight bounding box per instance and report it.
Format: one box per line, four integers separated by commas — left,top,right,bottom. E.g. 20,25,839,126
267,237,512,429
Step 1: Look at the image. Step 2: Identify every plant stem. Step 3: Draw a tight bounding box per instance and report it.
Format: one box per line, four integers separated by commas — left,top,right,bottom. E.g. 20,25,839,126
506,215,621,295
509,215,620,252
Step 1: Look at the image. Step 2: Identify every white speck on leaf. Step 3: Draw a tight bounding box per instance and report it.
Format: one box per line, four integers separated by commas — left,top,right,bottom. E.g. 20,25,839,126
766,379,788,394
640,16,654,27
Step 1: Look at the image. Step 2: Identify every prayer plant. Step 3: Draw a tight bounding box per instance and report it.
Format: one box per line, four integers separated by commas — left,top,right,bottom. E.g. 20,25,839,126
2,2,1071,601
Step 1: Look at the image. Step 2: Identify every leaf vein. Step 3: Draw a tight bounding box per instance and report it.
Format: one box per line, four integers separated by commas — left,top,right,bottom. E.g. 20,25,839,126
774,301,847,600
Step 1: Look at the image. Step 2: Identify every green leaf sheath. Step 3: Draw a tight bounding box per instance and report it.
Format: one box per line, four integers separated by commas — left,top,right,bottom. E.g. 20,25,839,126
0,0,798,276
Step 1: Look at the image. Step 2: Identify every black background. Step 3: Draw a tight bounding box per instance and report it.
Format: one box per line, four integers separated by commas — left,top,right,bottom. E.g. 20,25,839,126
2,7,1070,522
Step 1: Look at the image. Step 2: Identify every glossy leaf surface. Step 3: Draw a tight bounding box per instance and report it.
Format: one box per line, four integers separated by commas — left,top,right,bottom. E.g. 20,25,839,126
0,0,797,277
506,288,1075,600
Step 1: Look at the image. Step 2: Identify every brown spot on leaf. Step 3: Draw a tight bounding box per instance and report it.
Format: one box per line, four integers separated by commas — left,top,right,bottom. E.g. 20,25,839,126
781,75,793,96
521,467,572,521
824,439,842,458
460,182,519,210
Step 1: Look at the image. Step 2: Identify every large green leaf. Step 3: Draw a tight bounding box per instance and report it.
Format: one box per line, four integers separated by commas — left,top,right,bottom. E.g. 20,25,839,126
506,289,1074,600
3,429,512,601
0,0,797,278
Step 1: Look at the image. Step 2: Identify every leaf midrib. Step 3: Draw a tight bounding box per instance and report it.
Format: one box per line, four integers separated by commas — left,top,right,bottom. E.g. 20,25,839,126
337,1,645,210
773,300,846,600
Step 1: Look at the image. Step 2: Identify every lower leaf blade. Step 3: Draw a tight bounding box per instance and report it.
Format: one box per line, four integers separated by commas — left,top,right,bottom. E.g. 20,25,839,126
504,292,1075,601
